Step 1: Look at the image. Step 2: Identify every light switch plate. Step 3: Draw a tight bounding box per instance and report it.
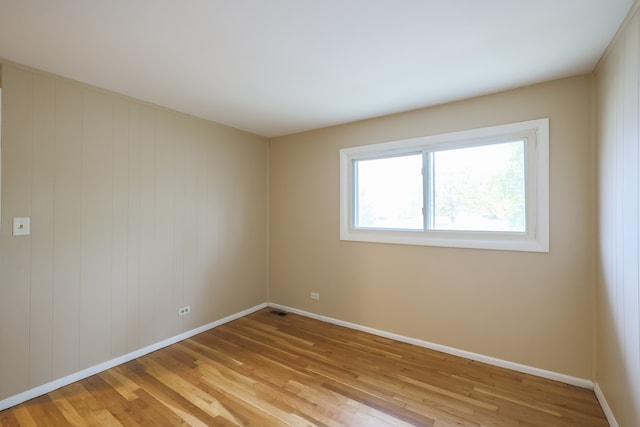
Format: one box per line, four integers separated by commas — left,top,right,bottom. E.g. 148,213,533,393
13,218,30,236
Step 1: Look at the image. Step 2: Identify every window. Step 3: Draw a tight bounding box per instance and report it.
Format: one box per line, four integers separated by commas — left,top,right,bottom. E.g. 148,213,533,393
340,118,549,252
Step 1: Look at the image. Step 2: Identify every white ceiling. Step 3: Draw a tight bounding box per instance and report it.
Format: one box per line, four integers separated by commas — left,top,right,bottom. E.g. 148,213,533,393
0,1,635,138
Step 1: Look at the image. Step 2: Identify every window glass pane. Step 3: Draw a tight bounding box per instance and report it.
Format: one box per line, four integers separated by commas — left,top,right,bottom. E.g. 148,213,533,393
433,140,525,232
355,154,423,229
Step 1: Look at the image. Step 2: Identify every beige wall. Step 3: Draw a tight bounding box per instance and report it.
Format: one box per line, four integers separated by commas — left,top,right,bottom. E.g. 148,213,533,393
270,75,595,379
595,4,640,426
4,33,636,420
0,63,268,400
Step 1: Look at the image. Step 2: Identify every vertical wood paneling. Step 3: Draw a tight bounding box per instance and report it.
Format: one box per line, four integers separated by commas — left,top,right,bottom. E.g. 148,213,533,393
52,80,82,378
199,122,219,319
110,98,129,357
211,135,233,309
184,120,206,328
622,15,640,406
29,74,55,387
615,41,625,342
137,107,156,347
600,46,620,414
79,90,113,368
126,104,141,352
0,62,268,404
153,110,175,340
182,118,199,329
637,17,640,409
170,114,186,335
0,65,32,398
599,42,616,310
596,9,640,427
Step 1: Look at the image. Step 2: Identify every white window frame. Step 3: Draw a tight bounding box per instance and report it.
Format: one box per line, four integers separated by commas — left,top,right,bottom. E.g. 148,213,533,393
339,118,549,252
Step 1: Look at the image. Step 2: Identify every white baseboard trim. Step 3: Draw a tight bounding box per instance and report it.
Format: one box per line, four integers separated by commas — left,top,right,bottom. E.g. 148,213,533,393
0,303,268,412
594,382,619,427
2,302,598,413
268,303,595,390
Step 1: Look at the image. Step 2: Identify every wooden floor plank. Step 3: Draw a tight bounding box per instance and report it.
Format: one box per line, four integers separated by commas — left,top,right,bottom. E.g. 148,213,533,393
0,308,608,426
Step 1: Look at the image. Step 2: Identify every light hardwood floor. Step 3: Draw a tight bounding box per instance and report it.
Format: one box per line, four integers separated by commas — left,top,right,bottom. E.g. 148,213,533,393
0,308,608,426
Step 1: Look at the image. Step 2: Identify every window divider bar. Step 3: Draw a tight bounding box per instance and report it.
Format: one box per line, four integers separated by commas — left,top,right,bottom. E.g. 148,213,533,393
424,151,434,231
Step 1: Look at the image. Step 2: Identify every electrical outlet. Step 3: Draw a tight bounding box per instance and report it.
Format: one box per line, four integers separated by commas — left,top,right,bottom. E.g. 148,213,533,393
178,306,191,316
310,292,320,301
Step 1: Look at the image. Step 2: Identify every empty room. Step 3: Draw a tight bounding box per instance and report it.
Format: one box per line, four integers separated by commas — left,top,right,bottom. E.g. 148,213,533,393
1,1,639,426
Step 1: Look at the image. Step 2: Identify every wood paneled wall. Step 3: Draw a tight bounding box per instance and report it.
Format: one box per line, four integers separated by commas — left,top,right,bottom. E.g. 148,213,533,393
0,63,268,400
595,4,640,426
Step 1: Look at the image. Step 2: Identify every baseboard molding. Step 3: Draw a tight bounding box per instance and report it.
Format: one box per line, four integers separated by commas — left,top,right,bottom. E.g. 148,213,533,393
1,301,599,413
0,303,268,412
594,382,619,427
268,303,595,390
